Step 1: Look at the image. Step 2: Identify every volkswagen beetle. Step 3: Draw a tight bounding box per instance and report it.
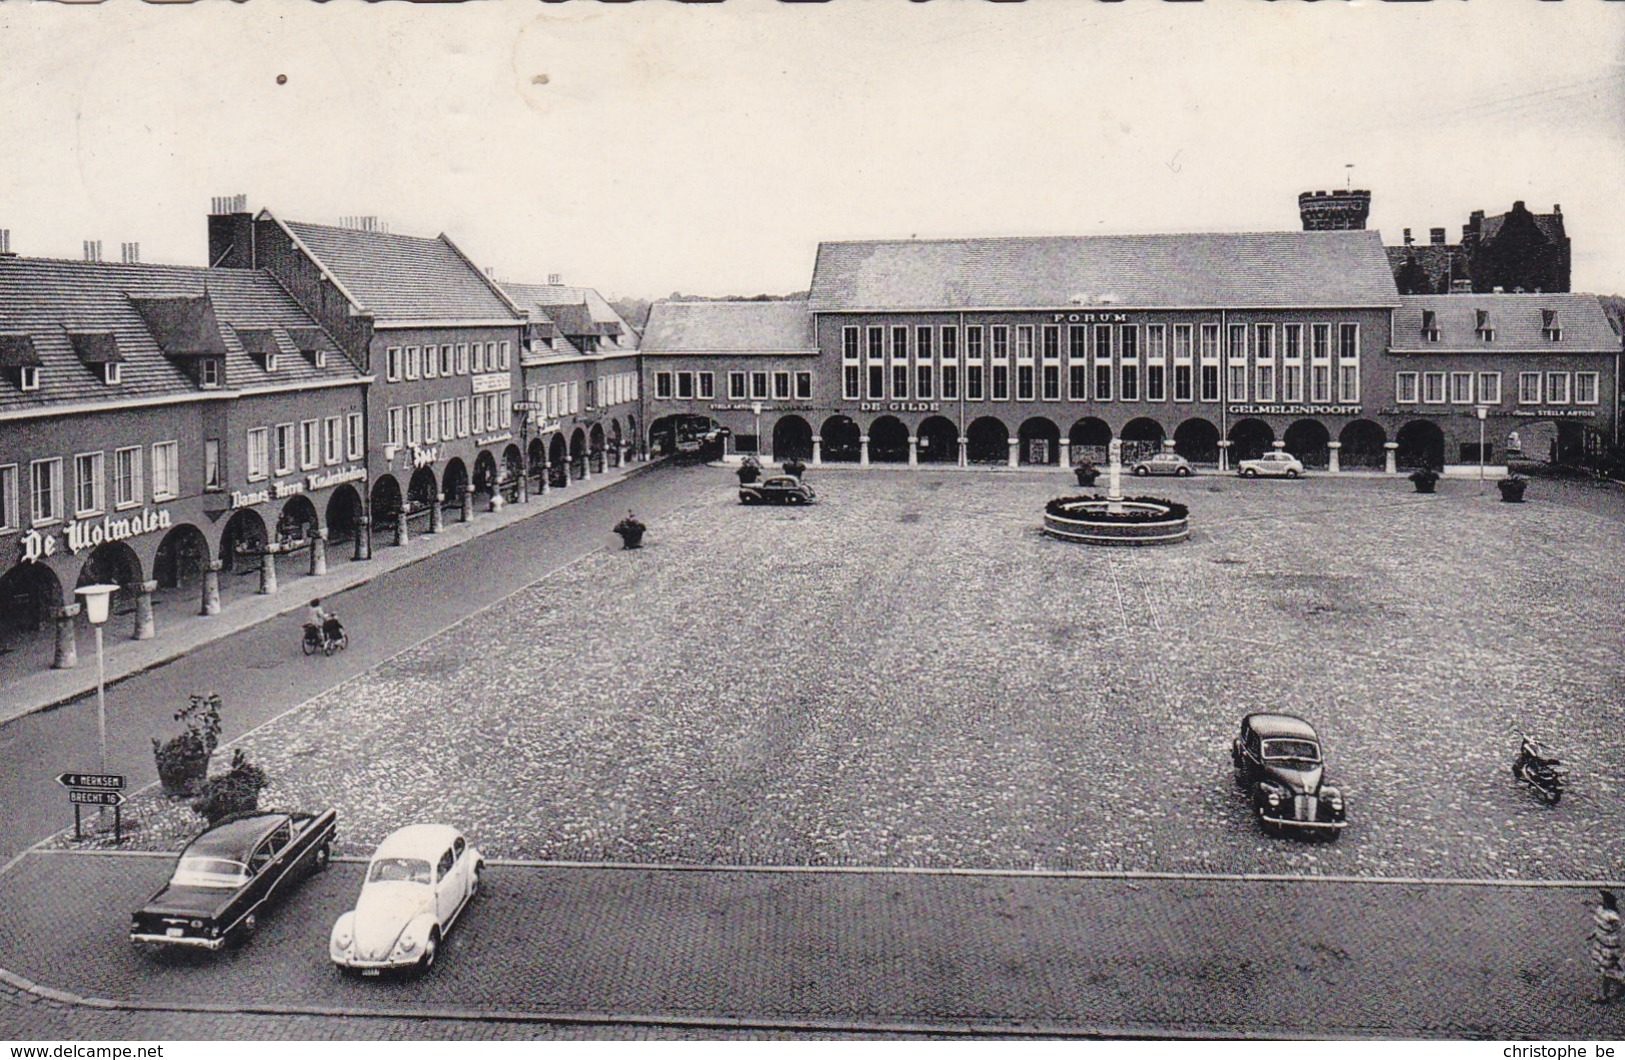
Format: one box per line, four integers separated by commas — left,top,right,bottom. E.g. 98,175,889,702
1231,713,1347,839
330,824,483,975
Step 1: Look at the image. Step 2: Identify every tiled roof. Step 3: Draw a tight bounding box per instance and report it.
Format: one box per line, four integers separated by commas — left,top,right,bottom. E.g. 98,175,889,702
68,332,122,365
807,231,1400,312
130,296,231,357
0,256,362,416
642,300,816,354
503,282,639,350
1391,294,1619,352
281,220,522,323
0,333,40,368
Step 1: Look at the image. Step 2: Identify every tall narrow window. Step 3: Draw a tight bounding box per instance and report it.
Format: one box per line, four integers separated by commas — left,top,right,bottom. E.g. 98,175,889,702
248,428,269,480
74,452,105,516
0,464,16,533
151,442,179,501
115,447,143,507
30,459,62,525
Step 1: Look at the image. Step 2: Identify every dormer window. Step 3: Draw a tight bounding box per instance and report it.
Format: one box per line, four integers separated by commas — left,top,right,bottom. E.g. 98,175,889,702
0,334,43,392
19,365,39,391
103,363,121,385
1420,310,1439,342
1541,309,1561,341
199,358,221,388
313,350,326,368
287,327,335,371
265,353,278,373
1474,309,1494,342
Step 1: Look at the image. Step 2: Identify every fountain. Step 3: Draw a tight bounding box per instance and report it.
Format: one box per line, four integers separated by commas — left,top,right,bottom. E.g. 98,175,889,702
1042,439,1190,546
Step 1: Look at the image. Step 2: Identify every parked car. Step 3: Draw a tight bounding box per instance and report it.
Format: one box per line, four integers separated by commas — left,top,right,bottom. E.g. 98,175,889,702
130,809,337,950
1231,713,1347,839
1237,452,1305,478
1130,452,1193,477
739,475,817,505
330,824,484,976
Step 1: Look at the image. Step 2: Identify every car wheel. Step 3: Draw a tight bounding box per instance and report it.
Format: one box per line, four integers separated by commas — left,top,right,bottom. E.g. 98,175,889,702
1242,468,1258,478
1324,828,1342,844
228,913,258,949
470,862,483,899
1287,469,1301,479
302,637,317,656
311,843,331,874
1133,467,1148,477
417,929,439,974
1176,467,1192,477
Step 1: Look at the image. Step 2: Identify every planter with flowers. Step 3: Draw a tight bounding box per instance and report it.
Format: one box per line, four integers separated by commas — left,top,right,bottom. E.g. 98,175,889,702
1497,473,1528,503
614,512,647,550
1408,468,1440,494
153,693,222,797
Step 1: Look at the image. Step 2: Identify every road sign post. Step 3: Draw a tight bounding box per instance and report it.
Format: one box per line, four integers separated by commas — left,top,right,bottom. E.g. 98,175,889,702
59,773,126,843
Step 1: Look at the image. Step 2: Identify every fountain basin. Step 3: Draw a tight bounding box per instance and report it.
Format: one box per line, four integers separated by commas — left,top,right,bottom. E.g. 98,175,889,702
1042,495,1190,546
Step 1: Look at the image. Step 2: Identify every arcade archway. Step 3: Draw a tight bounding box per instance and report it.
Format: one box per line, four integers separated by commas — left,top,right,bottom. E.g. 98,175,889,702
772,415,813,462
220,508,270,575
1339,420,1387,470
916,416,958,464
869,416,908,462
1227,419,1274,463
1018,417,1061,465
820,416,861,463
1396,420,1445,471
1173,418,1220,465
1285,420,1331,468
966,417,1009,464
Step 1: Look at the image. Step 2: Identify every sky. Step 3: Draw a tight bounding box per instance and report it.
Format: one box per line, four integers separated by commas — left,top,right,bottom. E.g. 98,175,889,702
1,1,1622,303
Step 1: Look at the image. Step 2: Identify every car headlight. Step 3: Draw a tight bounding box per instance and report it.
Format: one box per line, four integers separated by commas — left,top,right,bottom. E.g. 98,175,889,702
391,935,420,959
331,928,353,951
1266,791,1281,807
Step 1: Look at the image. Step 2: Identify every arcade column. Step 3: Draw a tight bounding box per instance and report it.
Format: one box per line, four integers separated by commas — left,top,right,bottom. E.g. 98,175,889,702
310,529,328,576
395,508,411,545
539,460,551,496
958,436,969,468
461,485,475,523
430,495,445,534
811,437,823,467
355,514,373,562
859,435,870,467
132,580,156,640
201,559,222,616
1384,441,1399,475
1006,438,1019,468
259,547,279,595
1327,440,1342,474
51,603,80,670
907,436,918,467
1216,439,1232,473
1057,439,1071,468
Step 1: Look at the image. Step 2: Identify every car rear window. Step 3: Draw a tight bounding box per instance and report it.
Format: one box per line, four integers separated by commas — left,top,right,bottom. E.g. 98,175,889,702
1262,738,1320,763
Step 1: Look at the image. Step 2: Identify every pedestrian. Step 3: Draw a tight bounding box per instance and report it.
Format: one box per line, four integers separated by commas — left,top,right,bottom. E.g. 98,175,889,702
1591,889,1623,1003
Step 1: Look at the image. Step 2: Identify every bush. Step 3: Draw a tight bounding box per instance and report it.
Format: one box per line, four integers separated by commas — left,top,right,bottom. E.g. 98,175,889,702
153,693,222,797
190,749,268,824
1044,495,1189,523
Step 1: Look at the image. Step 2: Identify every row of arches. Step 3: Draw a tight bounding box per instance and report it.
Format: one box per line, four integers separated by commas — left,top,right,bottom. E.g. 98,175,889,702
749,414,1453,469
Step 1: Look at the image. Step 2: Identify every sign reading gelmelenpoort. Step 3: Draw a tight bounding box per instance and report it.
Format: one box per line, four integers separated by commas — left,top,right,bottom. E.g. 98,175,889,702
17,508,176,562
858,401,942,413
1050,311,1130,324
471,372,510,394
305,466,366,491
1229,404,1362,416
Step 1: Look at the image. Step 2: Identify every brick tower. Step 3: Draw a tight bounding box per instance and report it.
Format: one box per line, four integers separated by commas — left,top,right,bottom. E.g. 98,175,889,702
1298,189,1372,231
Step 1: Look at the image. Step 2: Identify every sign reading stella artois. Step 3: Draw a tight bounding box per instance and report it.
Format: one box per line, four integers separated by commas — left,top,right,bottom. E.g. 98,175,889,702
18,507,173,562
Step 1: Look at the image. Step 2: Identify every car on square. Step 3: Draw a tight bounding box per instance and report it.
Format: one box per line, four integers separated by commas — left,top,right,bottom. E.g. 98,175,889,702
739,475,817,505
1231,713,1347,839
1130,452,1193,477
1237,452,1305,478
130,809,337,950
330,824,484,976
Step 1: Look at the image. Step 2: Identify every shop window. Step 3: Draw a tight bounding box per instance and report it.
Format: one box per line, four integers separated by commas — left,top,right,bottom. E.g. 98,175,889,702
1460,443,1493,463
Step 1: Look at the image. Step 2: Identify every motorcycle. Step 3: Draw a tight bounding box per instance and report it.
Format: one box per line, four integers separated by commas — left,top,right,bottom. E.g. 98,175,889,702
301,617,348,657
1512,728,1566,805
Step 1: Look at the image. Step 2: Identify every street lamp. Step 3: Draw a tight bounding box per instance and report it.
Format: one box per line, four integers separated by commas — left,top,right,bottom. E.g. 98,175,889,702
74,583,118,783
751,401,763,459
1475,405,1489,493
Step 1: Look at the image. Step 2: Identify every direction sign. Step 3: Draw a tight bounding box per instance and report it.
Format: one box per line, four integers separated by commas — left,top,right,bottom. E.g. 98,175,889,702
68,789,125,807
57,772,125,790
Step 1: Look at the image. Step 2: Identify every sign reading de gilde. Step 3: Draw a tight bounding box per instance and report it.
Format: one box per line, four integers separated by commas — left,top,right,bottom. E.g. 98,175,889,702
18,507,174,563
859,401,941,413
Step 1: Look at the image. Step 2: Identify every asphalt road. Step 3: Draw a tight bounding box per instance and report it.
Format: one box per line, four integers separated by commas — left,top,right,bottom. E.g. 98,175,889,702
0,464,709,862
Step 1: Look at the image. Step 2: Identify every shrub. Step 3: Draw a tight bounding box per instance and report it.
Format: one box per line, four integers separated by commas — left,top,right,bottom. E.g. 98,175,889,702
153,693,222,797
190,749,268,824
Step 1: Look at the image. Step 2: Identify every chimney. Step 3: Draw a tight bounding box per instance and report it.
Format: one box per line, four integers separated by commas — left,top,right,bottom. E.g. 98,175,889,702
121,242,140,264
0,229,11,256
1429,228,1447,246
83,240,102,262
1554,204,1562,215
208,193,255,269
1402,228,1413,246
547,273,562,285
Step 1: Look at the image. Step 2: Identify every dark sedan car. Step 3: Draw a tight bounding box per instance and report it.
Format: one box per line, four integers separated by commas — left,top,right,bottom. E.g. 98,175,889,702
1231,713,1347,839
130,809,337,950
739,475,816,505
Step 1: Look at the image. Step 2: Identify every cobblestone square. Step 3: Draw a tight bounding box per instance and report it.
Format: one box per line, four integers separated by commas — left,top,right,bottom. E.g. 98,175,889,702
97,470,1625,882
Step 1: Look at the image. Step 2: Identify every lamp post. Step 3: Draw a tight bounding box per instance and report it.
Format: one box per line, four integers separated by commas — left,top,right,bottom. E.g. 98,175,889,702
751,401,763,459
74,583,118,791
1475,405,1488,493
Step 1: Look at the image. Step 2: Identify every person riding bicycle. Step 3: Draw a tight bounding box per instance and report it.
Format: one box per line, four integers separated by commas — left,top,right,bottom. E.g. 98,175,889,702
307,598,343,647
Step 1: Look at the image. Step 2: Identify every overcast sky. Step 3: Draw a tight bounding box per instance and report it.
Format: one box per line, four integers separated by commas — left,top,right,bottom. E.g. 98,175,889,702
2,1,1621,302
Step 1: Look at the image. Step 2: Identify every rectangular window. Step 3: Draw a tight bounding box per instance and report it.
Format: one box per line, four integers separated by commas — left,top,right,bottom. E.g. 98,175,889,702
1120,362,1138,401
655,372,673,399
1228,323,1247,361
868,365,884,399
991,363,1009,400
843,366,859,401
1069,364,1089,401
481,343,494,373
274,424,295,474
114,446,142,508
698,372,715,399
1478,372,1502,405
456,398,469,437
676,372,694,399
1396,372,1419,404
408,404,424,445
1094,325,1112,363
966,364,984,401
1094,363,1112,402
455,344,468,375
1068,325,1088,363
1255,363,1275,403
324,417,341,464
966,325,986,363
1174,364,1193,402
199,358,220,388
404,346,419,381
1283,365,1303,403
1519,372,1542,404
891,326,908,361
387,347,402,382
1016,364,1034,401
1119,326,1137,363
1424,372,1447,404
1312,365,1331,403
470,397,483,436
1255,324,1273,363
30,458,62,525
384,408,402,449
752,372,769,399
843,327,860,360
1199,324,1219,362
917,364,932,399
205,439,222,491
893,364,909,398
730,372,748,400
1042,326,1059,360
1043,364,1060,401
74,452,104,516
1576,372,1599,405
1146,363,1166,402
796,372,812,399
151,441,178,501
422,345,437,379
1227,364,1247,403
423,402,437,444
0,465,16,533
1173,324,1193,362
1339,364,1359,404
1311,324,1330,360
941,326,958,362
1147,324,1166,364
1200,364,1220,403
248,427,269,480
440,345,453,376
499,341,510,370
444,401,457,441
1015,326,1034,361
769,371,787,400
868,326,884,361
1547,372,1570,404
1450,372,1474,404
941,364,959,400
1339,323,1359,360
300,420,320,470
1283,323,1302,361
916,326,933,363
